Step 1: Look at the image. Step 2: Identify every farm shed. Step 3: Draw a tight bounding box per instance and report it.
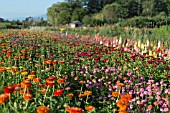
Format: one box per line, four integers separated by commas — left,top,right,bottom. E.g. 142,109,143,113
70,21,82,28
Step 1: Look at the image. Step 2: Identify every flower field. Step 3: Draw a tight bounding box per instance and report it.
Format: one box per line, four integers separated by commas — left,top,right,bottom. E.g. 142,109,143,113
0,30,169,113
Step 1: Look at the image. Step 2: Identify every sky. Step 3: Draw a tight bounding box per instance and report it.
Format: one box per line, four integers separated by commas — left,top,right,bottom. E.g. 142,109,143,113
0,0,64,19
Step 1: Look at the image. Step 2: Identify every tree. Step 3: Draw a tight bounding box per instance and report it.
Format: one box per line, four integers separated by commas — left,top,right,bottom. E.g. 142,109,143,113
71,8,86,21
47,3,60,25
102,3,127,21
47,2,71,25
0,18,4,22
153,0,168,16
141,0,155,16
127,0,142,17
82,15,94,26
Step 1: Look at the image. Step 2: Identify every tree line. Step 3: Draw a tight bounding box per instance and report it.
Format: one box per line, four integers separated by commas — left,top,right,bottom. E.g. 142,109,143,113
47,0,170,27
0,17,49,29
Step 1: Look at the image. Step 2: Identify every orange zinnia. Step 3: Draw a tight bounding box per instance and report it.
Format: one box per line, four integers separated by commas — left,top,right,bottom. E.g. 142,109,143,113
21,49,27,54
21,80,32,88
147,105,153,110
120,94,132,101
118,109,128,113
116,99,128,110
6,52,12,57
23,93,33,101
44,60,52,65
54,89,64,96
78,93,86,98
66,106,82,113
59,60,64,64
112,92,119,97
37,106,50,113
0,67,7,72
66,93,74,98
14,56,19,60
84,90,92,96
85,105,95,111
0,94,9,104
33,78,42,83
116,81,124,88
57,78,65,84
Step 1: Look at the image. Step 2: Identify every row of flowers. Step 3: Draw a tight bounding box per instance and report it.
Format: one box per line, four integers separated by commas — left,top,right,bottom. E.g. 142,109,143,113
0,30,169,113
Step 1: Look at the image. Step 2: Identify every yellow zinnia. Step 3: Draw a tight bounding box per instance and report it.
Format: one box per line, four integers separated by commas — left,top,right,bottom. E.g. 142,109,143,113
21,71,28,76
28,74,35,79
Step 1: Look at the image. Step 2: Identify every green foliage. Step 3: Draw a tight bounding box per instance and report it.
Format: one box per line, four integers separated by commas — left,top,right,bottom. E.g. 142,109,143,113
122,16,170,28
0,22,11,29
71,8,86,22
82,15,104,27
102,3,121,20
82,15,93,26
47,2,72,25
152,25,170,37
46,0,170,26
0,18,4,22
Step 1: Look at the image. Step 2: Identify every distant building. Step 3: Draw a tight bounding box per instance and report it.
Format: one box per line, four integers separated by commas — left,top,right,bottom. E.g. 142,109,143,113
70,21,82,28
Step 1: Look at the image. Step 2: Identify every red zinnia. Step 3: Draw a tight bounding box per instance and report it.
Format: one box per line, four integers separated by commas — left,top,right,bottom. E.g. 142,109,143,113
4,85,15,94
46,76,57,87
46,81,55,87
54,89,64,96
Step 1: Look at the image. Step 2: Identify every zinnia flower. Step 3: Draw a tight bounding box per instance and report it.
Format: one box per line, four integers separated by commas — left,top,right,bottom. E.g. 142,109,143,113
0,67,7,72
21,49,27,54
84,90,92,96
116,99,128,111
57,78,65,84
37,106,50,113
33,78,42,83
116,81,124,88
28,74,35,80
46,76,56,87
4,85,15,94
23,93,33,101
44,60,52,65
66,93,74,98
112,92,119,97
54,89,64,96
21,71,28,76
21,80,32,88
118,109,128,113
78,93,86,98
29,71,36,75
147,105,153,110
120,94,132,101
46,81,55,87
85,105,95,111
65,106,82,113
0,94,9,104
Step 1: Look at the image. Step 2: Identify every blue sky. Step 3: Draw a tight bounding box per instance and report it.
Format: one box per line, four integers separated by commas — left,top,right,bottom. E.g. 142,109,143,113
0,0,64,19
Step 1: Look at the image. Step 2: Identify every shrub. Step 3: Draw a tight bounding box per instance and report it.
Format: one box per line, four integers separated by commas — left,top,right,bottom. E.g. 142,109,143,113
122,16,170,28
